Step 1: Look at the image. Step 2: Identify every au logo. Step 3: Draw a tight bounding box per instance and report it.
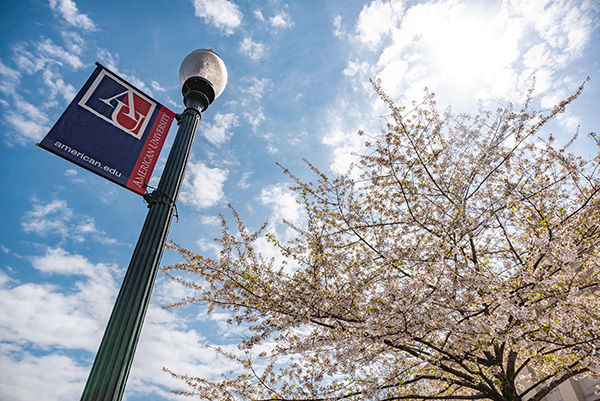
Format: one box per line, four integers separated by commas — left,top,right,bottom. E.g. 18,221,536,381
79,69,156,140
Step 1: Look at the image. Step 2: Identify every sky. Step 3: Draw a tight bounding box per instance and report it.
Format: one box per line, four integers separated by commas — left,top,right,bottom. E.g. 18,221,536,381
0,0,599,400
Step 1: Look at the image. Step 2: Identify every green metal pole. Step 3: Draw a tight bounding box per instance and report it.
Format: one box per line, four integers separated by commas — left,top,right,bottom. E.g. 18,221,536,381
80,92,207,401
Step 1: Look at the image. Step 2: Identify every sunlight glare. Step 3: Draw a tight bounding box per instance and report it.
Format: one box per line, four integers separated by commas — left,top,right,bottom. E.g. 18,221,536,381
425,4,520,99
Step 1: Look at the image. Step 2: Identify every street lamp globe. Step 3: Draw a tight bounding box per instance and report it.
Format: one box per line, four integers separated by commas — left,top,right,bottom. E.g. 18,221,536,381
179,48,227,110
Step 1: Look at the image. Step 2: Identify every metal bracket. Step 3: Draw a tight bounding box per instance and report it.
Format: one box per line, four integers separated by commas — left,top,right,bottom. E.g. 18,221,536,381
143,189,179,221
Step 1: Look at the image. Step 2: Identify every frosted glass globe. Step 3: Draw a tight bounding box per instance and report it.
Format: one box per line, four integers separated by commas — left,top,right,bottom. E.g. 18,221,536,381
179,49,227,100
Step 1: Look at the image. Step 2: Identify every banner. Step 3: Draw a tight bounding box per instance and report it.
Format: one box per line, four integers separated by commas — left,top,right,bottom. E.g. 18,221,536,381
38,63,176,195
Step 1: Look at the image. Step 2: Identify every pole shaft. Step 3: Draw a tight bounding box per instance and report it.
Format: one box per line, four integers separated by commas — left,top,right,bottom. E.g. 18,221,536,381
80,96,204,401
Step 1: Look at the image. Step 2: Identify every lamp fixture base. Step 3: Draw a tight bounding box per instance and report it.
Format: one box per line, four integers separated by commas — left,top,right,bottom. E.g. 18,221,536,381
182,77,215,111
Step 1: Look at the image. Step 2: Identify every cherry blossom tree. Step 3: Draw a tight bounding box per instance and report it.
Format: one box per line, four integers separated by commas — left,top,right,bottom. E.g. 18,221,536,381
162,79,599,401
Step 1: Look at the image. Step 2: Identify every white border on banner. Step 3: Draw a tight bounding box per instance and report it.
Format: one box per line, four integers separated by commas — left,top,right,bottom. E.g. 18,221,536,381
78,69,156,140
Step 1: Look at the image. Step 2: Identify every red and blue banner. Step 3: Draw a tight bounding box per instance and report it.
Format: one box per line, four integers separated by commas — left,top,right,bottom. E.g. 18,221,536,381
38,63,176,195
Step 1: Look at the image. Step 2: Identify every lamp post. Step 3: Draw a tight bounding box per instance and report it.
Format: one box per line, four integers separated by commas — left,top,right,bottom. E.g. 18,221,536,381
80,49,227,401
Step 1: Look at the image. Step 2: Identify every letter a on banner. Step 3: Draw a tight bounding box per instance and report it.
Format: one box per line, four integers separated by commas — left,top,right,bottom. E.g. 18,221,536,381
38,63,176,195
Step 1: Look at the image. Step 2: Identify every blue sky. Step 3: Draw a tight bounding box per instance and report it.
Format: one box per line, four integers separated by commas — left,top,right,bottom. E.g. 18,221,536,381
0,0,599,400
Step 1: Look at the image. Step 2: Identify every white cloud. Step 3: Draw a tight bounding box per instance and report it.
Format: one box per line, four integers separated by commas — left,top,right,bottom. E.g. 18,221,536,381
347,0,598,112
22,199,72,237
61,31,85,55
240,76,272,99
128,299,242,396
37,38,84,70
239,37,266,60
48,0,96,31
12,43,46,74
321,99,365,174
4,114,50,144
180,161,229,209
4,96,52,144
0,253,236,401
333,14,345,38
33,247,117,281
196,237,223,257
75,217,99,235
260,183,302,226
21,198,118,244
250,184,306,272
253,9,265,21
0,60,21,94
508,0,597,55
95,49,151,95
342,59,371,77
201,112,240,145
0,249,119,351
244,107,266,130
4,38,83,113
192,0,243,35
43,68,77,102
270,12,293,29
237,171,252,189
356,0,404,46
166,96,180,109
201,215,221,225
97,48,119,72
238,77,271,128
0,351,88,401
151,80,166,91
266,143,278,154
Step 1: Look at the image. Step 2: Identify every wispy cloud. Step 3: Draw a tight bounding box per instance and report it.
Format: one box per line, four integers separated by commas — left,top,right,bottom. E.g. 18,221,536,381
333,14,345,38
96,48,119,71
151,80,166,92
253,9,265,21
239,37,266,60
244,107,266,130
237,171,252,189
192,0,243,35
1,34,87,143
9,38,83,78
240,76,272,100
48,0,96,31
43,68,77,102
253,7,293,30
60,31,86,55
239,77,270,129
37,38,84,70
21,198,118,244
4,95,51,144
0,61,21,94
509,0,597,56
22,199,72,238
